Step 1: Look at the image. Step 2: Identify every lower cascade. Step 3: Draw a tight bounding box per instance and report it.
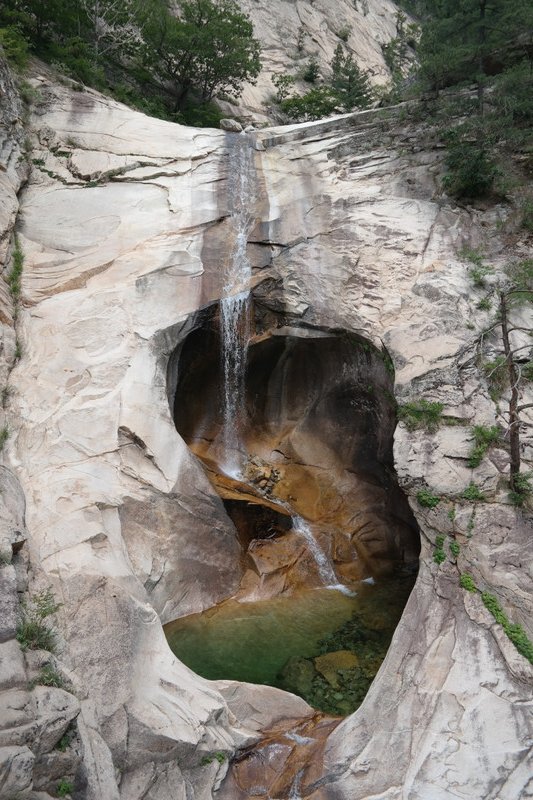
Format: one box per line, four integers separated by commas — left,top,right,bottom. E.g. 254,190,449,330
165,299,420,715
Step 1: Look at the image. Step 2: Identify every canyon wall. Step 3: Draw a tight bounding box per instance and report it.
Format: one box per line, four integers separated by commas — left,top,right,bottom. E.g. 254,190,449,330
0,59,532,800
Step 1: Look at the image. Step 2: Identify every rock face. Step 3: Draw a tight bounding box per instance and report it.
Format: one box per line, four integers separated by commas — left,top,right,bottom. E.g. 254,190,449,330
1,62,532,800
220,0,403,122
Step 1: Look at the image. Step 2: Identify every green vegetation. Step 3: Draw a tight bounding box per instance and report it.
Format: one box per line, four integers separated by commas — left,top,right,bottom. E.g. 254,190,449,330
449,540,460,558
56,779,73,797
509,471,533,507
0,0,261,126
398,399,443,432
200,751,226,766
33,663,65,688
442,131,500,200
7,237,24,301
417,488,440,509
476,298,491,312
459,573,477,592
279,42,373,121
0,425,9,451
0,549,12,566
461,483,486,502
482,356,508,401
467,425,500,469
481,592,533,664
16,588,61,654
433,534,445,564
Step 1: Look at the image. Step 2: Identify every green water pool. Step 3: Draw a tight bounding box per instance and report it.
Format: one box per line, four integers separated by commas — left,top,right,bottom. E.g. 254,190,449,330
164,575,415,715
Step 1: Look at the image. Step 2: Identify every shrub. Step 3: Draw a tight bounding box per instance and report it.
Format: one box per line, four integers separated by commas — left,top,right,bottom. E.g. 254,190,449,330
0,25,29,68
57,779,73,797
467,425,500,468
417,488,440,508
460,573,477,592
302,58,319,84
8,237,24,301
461,483,486,502
481,592,533,664
398,399,443,432
442,135,500,200
337,26,351,42
476,297,491,311
16,588,61,654
483,356,508,401
433,534,445,564
0,426,9,451
272,73,295,103
33,663,64,688
449,540,460,558
280,86,339,121
519,197,533,233
509,471,533,507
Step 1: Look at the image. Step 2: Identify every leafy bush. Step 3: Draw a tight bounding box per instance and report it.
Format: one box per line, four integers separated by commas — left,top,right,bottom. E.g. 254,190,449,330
449,540,460,558
16,588,61,654
57,779,73,797
476,297,491,311
398,399,443,431
509,471,533,507
442,133,500,200
0,25,29,67
461,483,486,502
34,663,64,688
483,356,508,401
433,534,445,564
417,488,440,508
280,86,339,121
459,573,477,592
467,425,500,468
481,592,533,664
302,58,319,84
0,426,8,451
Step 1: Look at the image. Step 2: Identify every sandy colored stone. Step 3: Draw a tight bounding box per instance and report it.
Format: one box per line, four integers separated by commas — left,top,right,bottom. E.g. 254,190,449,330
314,650,359,687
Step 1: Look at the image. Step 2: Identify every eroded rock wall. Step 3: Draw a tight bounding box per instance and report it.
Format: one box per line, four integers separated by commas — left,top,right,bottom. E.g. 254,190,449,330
1,61,531,800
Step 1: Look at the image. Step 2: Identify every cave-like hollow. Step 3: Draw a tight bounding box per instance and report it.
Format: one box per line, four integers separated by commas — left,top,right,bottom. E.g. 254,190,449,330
165,299,420,715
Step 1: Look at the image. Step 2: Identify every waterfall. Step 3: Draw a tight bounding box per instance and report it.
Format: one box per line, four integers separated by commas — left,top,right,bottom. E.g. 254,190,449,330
219,134,256,477
292,515,355,596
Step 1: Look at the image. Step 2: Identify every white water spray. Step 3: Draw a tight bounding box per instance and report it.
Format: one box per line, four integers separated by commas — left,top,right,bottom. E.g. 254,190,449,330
219,135,256,476
292,515,355,596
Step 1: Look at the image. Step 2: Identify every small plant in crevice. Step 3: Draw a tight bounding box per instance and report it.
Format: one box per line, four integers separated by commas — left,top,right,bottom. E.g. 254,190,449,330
56,778,73,797
0,549,12,566
466,511,476,537
467,424,500,468
32,663,65,689
398,399,444,432
459,573,477,592
433,534,446,564
16,588,61,654
449,540,460,558
200,751,227,766
481,592,533,664
476,297,492,311
482,356,508,401
0,426,9,451
7,236,24,302
461,483,486,502
14,339,22,361
417,488,441,509
508,471,533,507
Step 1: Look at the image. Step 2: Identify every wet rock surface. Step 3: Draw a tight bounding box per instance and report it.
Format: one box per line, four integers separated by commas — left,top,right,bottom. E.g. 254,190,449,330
0,57,531,800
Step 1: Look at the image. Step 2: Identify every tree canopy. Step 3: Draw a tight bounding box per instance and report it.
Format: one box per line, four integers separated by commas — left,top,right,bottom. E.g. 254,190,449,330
0,0,262,123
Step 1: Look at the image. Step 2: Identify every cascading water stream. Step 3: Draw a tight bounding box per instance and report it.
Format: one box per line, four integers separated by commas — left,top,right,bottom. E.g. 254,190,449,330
219,134,257,477
217,136,353,595
292,515,355,596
